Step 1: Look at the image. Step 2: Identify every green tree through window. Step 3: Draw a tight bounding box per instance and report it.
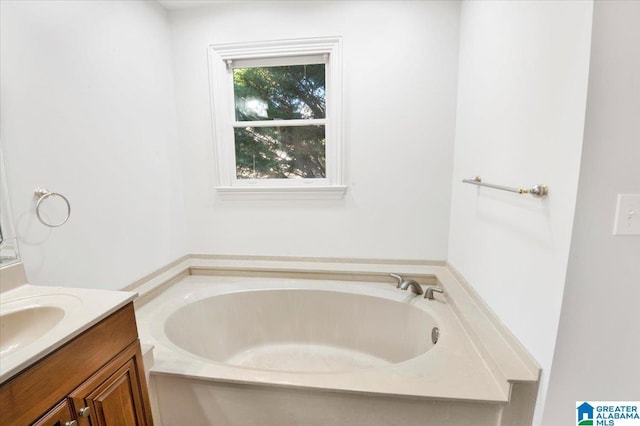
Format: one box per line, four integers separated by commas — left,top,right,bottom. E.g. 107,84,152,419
233,64,326,179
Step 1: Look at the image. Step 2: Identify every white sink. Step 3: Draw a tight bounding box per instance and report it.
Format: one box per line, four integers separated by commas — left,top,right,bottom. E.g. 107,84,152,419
0,294,81,358
0,305,66,357
0,277,136,384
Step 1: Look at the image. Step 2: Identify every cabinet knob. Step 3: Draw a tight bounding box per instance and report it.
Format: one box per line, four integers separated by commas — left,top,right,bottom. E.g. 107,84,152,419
79,407,91,418
64,421,78,426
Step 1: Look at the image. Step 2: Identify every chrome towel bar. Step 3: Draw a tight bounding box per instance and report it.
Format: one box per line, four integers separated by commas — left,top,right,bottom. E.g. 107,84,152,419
462,176,548,199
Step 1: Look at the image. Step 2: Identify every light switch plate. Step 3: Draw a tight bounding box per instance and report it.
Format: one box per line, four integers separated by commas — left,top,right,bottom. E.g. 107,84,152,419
613,194,640,235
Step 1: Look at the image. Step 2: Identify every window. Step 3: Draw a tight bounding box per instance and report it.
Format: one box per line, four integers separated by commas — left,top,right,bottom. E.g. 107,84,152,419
208,38,345,200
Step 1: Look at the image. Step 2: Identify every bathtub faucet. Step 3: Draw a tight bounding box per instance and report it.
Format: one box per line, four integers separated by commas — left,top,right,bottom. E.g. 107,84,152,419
424,286,444,300
389,273,424,296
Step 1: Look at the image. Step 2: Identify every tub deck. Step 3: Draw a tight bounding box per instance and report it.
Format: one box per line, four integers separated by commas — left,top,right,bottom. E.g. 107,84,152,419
136,274,507,404
131,255,540,425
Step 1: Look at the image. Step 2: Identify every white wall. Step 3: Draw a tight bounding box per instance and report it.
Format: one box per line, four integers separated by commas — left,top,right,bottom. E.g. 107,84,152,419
543,1,640,423
0,0,187,290
169,1,460,260
447,1,593,424
7,4,635,424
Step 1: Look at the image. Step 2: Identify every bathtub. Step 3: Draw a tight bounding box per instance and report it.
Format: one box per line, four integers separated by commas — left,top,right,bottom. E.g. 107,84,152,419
135,270,523,425
164,287,437,374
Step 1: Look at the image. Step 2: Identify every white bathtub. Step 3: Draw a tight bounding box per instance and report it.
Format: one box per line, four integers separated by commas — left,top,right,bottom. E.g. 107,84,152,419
164,288,438,373
136,272,515,425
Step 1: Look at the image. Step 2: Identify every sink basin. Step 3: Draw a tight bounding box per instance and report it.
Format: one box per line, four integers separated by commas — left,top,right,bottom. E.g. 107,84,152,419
0,306,66,357
0,279,135,385
0,294,81,360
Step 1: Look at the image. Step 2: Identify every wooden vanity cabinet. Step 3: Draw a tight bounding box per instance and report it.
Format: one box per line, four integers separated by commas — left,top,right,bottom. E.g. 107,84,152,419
31,400,74,426
0,303,153,426
69,342,148,426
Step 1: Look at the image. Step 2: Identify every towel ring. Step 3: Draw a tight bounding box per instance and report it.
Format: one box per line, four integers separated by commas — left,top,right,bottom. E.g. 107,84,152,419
34,188,71,228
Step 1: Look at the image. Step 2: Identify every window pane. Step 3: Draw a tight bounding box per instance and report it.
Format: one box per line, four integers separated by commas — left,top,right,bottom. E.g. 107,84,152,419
234,126,325,179
233,65,326,121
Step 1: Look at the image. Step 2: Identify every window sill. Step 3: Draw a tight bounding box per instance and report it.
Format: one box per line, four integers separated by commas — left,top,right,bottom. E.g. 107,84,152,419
216,185,347,201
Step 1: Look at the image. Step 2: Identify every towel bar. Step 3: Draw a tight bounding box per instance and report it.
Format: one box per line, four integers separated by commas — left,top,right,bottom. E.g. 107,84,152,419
462,176,548,199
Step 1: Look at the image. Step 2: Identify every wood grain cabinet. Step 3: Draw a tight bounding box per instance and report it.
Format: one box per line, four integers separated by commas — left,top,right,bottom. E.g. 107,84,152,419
31,400,74,426
0,303,153,426
69,342,149,426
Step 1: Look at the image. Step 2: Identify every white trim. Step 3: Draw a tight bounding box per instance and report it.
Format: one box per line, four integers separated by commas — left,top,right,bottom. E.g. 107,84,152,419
216,185,347,201
208,37,344,199
230,177,330,187
210,37,341,61
229,54,327,69
233,119,326,128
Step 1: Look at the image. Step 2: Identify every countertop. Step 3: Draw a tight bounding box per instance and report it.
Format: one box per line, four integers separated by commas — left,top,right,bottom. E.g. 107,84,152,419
0,266,136,384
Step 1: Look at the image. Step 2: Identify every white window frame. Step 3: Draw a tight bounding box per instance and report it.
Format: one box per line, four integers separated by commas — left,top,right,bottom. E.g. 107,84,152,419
208,37,346,200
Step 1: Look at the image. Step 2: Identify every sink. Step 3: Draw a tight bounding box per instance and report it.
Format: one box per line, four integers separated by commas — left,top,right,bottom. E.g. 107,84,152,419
0,277,135,385
0,294,81,359
0,306,66,357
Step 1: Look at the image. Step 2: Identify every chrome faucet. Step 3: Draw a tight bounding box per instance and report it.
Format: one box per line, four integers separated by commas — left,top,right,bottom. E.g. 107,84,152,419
389,273,424,295
424,286,444,300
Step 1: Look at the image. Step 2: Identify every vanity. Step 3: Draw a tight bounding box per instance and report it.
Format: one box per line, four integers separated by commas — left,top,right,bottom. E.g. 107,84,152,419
0,263,154,426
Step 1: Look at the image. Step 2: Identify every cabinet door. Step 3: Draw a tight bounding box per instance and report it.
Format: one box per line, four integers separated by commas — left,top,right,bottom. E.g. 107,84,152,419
32,399,75,426
70,342,153,426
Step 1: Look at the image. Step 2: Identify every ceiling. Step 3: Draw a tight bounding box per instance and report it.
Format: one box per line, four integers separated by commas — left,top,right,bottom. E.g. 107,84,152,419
156,0,338,10
156,0,223,10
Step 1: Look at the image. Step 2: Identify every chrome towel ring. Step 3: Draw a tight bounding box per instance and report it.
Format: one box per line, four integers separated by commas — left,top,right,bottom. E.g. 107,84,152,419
34,188,71,228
